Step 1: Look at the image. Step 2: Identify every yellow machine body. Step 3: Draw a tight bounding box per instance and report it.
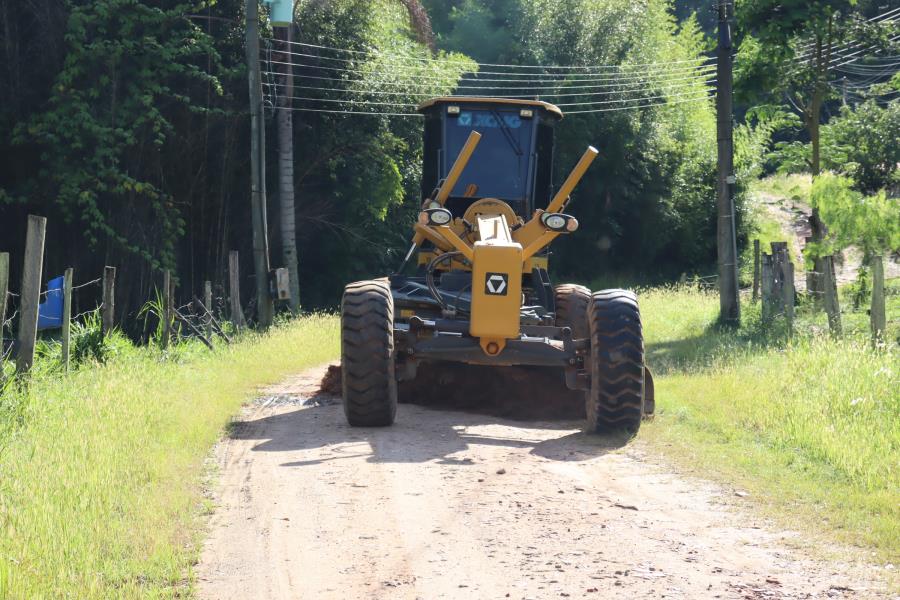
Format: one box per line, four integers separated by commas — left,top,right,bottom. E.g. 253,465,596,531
408,130,599,357
468,215,523,354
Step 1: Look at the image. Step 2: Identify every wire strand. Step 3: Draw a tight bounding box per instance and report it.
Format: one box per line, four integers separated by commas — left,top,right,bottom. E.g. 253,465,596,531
262,60,715,88
266,85,715,109
265,44,717,79
272,37,716,70
270,90,713,117
261,76,716,100
261,62,716,92
261,56,718,86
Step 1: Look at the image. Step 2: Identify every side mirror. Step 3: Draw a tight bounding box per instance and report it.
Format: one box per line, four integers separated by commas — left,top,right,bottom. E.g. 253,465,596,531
540,212,579,233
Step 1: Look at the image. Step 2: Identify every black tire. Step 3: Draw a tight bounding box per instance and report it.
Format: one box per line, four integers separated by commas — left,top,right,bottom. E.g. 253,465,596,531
341,280,397,427
585,289,645,434
554,284,591,340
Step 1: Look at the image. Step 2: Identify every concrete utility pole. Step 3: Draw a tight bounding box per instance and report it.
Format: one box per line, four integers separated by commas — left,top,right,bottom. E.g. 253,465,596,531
245,0,275,328
716,0,740,325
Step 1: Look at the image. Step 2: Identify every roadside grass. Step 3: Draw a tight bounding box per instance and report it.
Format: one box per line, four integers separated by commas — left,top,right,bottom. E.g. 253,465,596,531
0,315,339,599
752,173,813,202
638,285,899,564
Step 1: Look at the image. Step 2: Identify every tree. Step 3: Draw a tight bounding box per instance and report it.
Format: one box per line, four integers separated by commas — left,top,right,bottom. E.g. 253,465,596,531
808,173,899,259
736,1,898,262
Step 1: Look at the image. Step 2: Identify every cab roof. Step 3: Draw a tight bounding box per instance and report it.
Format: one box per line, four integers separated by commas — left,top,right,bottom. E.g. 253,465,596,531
417,97,564,119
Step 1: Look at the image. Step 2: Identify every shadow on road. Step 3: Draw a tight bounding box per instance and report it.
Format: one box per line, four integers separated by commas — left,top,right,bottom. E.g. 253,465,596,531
228,376,628,467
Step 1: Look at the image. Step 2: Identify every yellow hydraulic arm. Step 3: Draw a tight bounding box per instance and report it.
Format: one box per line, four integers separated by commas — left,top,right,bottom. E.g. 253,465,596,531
515,146,599,259
402,131,482,262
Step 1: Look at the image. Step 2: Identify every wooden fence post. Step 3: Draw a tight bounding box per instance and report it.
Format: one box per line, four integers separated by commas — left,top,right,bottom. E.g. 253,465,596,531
752,239,760,302
804,236,818,304
761,253,773,322
16,215,47,375
870,254,886,342
162,270,172,349
770,242,787,316
0,252,9,355
101,266,116,336
62,267,73,372
822,255,842,336
782,260,795,327
204,280,213,340
228,251,246,331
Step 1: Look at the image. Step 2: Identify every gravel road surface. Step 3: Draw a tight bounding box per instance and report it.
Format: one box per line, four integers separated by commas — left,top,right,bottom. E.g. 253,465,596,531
196,365,889,599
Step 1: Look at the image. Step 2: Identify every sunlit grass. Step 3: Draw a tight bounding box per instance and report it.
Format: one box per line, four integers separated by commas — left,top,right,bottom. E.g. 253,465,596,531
0,315,339,599
752,173,813,202
639,286,899,562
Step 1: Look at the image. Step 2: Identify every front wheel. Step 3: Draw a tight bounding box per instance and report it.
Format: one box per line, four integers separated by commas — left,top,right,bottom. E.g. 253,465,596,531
585,289,645,434
341,280,397,427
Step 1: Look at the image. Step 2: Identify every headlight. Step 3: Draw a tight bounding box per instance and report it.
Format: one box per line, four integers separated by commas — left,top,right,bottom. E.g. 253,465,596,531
420,208,453,226
544,214,566,230
540,212,578,233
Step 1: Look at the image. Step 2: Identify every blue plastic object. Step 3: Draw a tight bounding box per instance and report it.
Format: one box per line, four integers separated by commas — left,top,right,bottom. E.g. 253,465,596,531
37,275,65,331
262,0,293,26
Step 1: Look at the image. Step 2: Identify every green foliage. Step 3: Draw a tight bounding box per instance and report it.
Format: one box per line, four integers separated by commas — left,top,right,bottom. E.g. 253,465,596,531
289,0,474,306
768,100,900,193
824,100,900,193
735,104,802,180
494,1,731,276
6,0,229,269
137,287,170,347
438,0,518,62
70,310,133,365
807,173,900,259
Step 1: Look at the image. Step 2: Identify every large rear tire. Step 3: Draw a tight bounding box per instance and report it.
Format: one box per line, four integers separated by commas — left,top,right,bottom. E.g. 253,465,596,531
554,284,591,339
341,280,397,427
585,289,645,434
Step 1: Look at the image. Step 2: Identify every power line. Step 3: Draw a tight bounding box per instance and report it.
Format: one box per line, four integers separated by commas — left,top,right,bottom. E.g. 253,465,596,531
264,84,715,109
265,87,714,113
272,37,716,71
270,91,713,117
261,61,715,92
794,7,900,62
266,42,716,79
260,75,715,99
261,55,717,86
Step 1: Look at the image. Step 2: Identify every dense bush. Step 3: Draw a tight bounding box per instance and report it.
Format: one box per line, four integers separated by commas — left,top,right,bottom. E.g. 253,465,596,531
769,100,900,193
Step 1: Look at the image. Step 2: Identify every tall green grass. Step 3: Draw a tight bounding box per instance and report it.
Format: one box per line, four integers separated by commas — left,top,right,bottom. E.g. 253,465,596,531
639,286,899,561
0,315,339,599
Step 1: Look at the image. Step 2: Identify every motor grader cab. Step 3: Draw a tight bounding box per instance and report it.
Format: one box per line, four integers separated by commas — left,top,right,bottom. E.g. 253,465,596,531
340,97,654,434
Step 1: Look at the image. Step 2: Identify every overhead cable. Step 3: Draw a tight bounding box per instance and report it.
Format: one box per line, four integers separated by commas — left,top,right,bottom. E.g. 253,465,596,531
266,43,715,79
260,74,715,98
271,37,715,71
261,56,717,85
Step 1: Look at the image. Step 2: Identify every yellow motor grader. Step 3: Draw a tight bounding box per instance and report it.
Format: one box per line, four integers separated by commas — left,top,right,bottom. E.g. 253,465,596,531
341,97,654,433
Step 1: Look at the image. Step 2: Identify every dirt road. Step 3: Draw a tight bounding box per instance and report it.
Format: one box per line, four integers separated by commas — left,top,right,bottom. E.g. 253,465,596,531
196,365,888,599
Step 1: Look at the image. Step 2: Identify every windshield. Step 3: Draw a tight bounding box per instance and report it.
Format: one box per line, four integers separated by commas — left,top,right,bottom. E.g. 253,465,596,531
444,109,534,202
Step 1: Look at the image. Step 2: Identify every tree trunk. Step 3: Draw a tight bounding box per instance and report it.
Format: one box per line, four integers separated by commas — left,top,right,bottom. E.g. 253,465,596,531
806,34,828,297
277,26,300,313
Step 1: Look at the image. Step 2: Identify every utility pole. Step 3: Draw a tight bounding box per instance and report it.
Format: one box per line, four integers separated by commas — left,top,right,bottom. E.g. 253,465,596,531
716,0,740,326
245,0,275,328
